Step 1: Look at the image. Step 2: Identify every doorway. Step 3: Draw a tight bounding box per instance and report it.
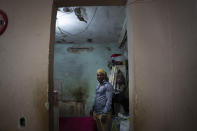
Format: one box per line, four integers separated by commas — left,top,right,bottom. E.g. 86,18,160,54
49,1,132,131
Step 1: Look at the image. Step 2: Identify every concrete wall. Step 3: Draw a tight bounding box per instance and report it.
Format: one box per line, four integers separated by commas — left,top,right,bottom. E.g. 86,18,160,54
54,43,123,115
127,0,197,131
0,0,52,131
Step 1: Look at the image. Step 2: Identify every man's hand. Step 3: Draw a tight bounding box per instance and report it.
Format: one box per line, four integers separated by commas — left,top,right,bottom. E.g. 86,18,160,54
101,114,107,123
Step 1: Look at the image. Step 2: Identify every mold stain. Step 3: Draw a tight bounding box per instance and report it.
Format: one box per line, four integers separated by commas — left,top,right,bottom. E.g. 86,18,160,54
67,46,94,54
68,86,89,102
134,91,147,131
87,38,93,43
59,81,89,116
56,40,62,44
106,47,111,51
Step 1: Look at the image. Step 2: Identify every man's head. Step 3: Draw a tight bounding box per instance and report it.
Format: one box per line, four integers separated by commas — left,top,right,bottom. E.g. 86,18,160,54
97,69,106,83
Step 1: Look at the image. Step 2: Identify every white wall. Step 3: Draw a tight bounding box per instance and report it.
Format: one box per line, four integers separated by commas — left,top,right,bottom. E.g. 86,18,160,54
127,0,197,131
0,0,52,131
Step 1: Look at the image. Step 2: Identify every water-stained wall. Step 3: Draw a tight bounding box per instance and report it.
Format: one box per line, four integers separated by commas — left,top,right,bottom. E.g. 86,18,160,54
54,43,123,116
127,0,197,131
0,0,52,131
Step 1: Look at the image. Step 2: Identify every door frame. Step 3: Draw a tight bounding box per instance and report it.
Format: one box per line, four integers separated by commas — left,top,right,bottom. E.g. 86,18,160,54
48,0,135,131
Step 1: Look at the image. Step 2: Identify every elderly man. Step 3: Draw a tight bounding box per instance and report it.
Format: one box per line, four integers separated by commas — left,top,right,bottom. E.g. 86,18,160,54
91,69,114,131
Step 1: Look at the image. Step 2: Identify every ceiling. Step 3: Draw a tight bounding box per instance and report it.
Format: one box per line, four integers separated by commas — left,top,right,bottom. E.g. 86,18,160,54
55,6,126,44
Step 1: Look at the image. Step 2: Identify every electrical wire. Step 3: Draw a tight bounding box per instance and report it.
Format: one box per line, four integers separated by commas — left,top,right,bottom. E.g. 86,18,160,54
57,7,98,36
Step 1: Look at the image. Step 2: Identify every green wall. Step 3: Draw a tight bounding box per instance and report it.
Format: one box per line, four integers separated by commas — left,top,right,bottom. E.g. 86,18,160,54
54,42,123,115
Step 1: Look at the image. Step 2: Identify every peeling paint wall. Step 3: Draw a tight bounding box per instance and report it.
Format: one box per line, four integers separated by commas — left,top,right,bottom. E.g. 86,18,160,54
0,0,52,131
127,0,197,131
54,43,123,116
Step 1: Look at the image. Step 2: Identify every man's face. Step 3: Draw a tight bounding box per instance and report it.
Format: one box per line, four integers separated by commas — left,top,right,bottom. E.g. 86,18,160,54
97,73,105,83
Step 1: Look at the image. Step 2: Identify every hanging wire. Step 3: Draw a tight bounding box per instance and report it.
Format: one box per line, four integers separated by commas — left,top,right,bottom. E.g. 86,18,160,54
57,7,98,36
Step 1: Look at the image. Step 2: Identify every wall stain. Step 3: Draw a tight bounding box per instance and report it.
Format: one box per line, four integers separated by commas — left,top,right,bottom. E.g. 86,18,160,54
33,77,48,131
134,90,147,131
67,46,94,54
106,47,111,51
87,38,93,43
68,86,89,102
56,40,62,43
59,81,89,116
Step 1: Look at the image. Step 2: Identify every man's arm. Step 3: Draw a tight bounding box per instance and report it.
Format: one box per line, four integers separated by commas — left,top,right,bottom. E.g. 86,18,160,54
103,83,113,113
90,92,97,116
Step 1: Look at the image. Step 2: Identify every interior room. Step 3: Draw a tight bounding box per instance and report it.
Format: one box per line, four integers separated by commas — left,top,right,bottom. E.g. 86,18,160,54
0,0,197,131
53,6,130,131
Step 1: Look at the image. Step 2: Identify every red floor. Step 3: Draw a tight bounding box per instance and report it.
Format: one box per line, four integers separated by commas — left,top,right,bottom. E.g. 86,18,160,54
59,117,97,131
